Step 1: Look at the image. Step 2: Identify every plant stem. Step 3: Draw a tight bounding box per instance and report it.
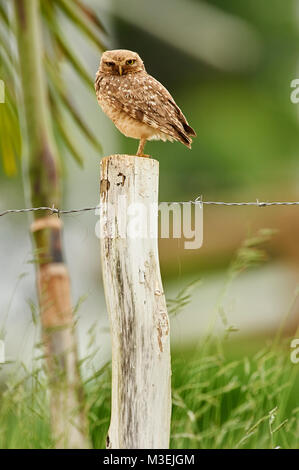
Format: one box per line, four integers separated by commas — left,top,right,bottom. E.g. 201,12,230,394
14,0,90,448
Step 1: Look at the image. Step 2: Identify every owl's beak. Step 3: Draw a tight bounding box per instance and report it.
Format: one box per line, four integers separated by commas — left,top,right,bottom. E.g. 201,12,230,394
118,65,123,76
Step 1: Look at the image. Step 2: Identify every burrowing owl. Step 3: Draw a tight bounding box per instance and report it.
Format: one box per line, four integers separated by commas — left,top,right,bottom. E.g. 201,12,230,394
95,49,196,157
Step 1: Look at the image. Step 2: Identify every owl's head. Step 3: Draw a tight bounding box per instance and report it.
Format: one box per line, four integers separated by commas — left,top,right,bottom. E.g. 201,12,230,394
99,49,145,76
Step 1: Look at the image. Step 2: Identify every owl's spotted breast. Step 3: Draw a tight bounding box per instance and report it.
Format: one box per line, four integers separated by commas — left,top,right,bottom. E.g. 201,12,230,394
96,74,171,142
95,49,196,157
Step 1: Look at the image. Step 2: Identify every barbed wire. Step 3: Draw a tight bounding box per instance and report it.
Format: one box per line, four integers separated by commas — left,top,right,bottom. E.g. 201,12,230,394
0,206,99,217
1,198,299,217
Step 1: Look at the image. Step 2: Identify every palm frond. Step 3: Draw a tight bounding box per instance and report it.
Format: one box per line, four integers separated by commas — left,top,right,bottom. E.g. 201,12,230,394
0,0,105,174
73,0,107,35
54,0,106,50
0,2,9,27
41,4,94,91
51,97,84,168
0,2,20,176
0,99,21,176
46,58,102,154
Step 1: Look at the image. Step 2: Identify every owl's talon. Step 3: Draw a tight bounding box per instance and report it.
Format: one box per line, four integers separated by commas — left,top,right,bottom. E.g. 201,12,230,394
137,153,151,158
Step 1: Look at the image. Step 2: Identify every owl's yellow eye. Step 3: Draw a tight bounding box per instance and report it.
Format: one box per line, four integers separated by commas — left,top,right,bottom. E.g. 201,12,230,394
126,59,136,65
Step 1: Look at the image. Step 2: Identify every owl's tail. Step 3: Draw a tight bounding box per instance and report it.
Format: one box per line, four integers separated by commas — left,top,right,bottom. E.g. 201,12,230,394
183,122,196,137
171,123,196,149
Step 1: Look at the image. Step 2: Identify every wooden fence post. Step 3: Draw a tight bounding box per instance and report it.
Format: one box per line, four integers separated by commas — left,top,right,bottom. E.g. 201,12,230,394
100,154,172,449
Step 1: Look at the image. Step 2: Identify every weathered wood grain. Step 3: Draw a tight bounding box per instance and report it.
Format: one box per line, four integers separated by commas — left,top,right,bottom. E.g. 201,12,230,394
100,155,171,449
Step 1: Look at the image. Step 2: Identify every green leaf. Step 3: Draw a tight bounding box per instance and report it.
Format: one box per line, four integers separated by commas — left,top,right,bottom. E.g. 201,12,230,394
74,0,107,35
46,58,102,154
0,2,9,28
43,11,93,91
52,104,84,168
0,103,20,176
54,0,106,51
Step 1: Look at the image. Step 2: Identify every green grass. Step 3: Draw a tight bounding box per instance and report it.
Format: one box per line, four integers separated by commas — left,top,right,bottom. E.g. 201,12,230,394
0,337,298,449
170,340,299,449
0,229,298,449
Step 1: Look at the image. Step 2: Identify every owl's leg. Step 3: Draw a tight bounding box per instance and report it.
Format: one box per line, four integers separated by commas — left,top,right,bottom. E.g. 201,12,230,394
136,138,150,158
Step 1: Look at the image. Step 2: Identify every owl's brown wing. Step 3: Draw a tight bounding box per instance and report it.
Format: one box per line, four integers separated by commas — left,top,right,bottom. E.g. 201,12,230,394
97,72,196,148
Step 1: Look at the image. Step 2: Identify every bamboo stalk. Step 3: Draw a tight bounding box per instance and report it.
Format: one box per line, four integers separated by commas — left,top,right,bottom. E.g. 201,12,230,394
100,155,172,449
14,0,89,448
